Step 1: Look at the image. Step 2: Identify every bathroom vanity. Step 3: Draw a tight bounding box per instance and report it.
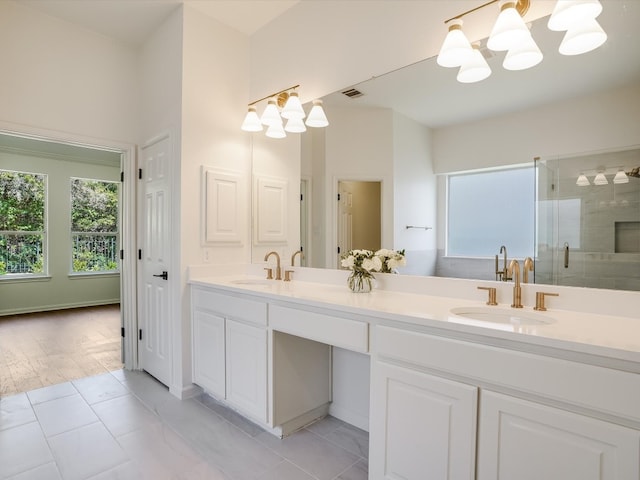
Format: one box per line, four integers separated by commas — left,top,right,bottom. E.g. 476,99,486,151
189,270,640,480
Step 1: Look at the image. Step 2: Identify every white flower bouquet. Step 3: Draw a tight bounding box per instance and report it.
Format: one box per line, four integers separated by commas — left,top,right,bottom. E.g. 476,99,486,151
340,248,406,292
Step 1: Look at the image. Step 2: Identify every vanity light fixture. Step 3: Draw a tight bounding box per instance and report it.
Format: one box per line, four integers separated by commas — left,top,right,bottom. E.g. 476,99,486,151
487,0,532,52
241,85,329,138
613,169,629,184
305,100,329,128
436,0,607,83
576,173,590,186
593,172,608,185
457,43,492,83
437,18,474,67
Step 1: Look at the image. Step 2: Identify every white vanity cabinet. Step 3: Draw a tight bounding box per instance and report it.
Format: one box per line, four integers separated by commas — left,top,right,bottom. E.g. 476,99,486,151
370,326,478,480
371,324,640,480
191,286,268,423
370,361,477,480
477,390,640,480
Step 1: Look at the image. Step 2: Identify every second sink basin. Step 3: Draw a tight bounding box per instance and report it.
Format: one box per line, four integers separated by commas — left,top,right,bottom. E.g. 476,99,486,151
449,307,555,330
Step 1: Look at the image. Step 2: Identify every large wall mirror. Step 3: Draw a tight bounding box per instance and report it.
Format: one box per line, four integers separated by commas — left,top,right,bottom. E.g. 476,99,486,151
253,1,640,291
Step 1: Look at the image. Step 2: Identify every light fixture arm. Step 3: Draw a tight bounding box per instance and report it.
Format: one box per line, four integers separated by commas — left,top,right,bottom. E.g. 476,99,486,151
247,84,300,107
443,0,529,24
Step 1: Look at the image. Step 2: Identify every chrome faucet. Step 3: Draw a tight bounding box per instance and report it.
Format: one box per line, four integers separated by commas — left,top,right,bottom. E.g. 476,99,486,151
290,249,304,267
264,251,282,280
507,259,523,308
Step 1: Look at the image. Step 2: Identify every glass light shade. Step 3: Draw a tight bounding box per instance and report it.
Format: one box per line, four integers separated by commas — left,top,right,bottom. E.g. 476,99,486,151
613,170,629,184
437,19,473,68
593,172,608,185
265,121,286,139
260,98,282,126
305,100,329,127
457,45,491,83
559,18,607,55
576,174,590,186
284,116,307,133
240,106,263,132
548,0,603,31
503,34,543,70
487,1,531,51
281,92,306,119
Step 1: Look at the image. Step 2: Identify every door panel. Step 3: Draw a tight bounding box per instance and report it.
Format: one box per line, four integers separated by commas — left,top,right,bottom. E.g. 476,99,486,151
138,136,171,386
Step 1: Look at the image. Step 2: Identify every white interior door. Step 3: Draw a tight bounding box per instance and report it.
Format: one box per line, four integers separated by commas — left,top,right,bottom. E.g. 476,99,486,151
138,135,171,386
338,182,354,267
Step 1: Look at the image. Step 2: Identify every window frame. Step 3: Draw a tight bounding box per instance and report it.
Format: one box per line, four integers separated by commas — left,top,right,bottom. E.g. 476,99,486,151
445,164,535,259
68,176,120,276
0,168,48,280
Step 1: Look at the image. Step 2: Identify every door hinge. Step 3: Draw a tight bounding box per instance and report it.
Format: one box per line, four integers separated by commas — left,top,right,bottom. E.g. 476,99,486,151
138,329,142,341
300,246,304,252
337,246,341,254
120,171,124,182
119,249,124,260
300,193,303,201
121,327,125,338
337,193,341,201
138,249,142,260
138,168,142,179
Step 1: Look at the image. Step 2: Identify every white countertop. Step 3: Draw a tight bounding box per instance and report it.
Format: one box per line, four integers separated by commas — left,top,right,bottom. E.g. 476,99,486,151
190,275,640,367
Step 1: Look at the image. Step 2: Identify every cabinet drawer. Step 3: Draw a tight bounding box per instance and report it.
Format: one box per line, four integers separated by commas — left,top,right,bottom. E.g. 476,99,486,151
192,287,267,326
375,325,640,423
269,304,368,353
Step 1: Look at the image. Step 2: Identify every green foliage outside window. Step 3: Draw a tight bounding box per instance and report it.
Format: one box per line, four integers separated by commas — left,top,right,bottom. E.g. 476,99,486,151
0,171,46,275
71,178,119,273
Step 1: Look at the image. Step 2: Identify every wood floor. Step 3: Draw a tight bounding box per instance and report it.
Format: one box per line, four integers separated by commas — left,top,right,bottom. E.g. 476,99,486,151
0,305,122,397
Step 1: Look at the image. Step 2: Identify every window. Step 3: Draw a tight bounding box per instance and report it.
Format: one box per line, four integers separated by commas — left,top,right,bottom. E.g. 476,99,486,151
0,170,47,276
447,167,535,258
70,178,119,273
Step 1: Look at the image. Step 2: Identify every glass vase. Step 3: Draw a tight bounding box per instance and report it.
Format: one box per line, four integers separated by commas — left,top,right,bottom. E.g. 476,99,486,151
347,269,374,293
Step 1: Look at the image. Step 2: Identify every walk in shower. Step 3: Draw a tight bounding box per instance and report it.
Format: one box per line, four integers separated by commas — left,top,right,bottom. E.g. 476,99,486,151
535,147,640,291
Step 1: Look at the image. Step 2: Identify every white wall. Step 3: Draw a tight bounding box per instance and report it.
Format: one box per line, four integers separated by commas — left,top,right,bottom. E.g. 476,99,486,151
392,112,437,276
433,83,640,175
178,7,252,393
0,152,120,315
0,1,138,145
251,134,302,264
324,107,394,267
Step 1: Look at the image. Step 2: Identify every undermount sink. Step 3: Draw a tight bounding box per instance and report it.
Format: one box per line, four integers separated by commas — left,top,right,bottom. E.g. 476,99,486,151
230,278,271,286
449,307,555,329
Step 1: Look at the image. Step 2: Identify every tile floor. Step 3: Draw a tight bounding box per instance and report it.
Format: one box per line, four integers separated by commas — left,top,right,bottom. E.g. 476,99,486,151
0,369,369,480
0,305,122,396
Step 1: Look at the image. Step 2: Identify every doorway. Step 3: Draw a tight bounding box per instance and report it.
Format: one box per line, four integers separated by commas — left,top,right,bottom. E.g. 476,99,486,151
337,180,382,267
0,129,137,395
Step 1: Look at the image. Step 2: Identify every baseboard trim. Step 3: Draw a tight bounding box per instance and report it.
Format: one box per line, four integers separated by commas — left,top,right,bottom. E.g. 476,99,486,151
329,404,370,432
0,299,121,317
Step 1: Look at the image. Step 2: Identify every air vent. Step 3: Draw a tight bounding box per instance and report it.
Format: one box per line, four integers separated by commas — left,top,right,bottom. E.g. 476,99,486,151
341,88,364,99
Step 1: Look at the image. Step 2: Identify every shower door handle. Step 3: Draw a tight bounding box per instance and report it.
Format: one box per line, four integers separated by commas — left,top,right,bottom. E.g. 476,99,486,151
563,243,569,269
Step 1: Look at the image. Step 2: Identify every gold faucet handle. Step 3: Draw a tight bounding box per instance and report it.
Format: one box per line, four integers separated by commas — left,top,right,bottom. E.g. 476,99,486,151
284,270,293,282
477,286,498,306
264,267,273,280
534,292,559,311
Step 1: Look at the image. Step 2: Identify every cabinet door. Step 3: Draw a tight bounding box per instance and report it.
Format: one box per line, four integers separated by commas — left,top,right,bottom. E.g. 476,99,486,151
370,361,478,480
192,309,225,398
225,319,267,423
478,390,640,480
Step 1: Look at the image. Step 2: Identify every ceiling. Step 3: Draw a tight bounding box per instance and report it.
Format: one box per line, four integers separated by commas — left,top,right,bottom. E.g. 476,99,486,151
14,0,640,130
322,0,640,128
18,0,300,44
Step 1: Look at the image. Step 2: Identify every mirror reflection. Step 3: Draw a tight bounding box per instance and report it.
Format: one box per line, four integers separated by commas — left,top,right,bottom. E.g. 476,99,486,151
255,1,640,291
